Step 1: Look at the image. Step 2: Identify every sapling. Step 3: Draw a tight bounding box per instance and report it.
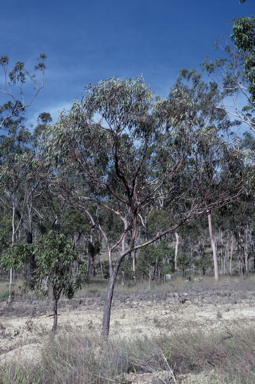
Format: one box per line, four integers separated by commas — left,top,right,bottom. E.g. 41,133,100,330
33,230,86,331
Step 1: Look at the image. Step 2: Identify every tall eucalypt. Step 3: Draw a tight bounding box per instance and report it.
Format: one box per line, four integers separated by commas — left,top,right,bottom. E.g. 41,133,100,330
40,76,248,337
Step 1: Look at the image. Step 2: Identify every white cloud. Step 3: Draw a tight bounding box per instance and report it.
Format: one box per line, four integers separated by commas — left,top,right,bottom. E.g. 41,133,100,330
26,101,74,130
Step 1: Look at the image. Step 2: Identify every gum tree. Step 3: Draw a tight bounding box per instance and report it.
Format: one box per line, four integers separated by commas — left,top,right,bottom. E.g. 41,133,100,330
0,54,46,130
40,76,248,337
0,55,47,285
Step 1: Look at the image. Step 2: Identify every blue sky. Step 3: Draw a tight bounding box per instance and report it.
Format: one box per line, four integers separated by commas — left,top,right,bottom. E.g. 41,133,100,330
0,0,254,128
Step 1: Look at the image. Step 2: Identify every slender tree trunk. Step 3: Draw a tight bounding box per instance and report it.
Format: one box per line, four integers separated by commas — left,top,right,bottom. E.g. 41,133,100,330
132,250,136,272
8,198,15,304
148,269,152,290
102,257,122,338
86,243,90,276
52,297,58,332
239,229,244,277
108,248,113,277
245,224,249,273
208,211,218,280
99,254,104,278
230,232,233,275
52,290,61,332
220,230,223,275
174,232,179,271
224,249,226,275
102,215,138,338
8,268,13,304
99,224,113,277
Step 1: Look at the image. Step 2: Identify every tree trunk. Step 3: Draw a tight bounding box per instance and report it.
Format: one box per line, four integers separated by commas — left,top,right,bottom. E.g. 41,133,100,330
101,214,138,338
132,250,136,272
86,243,90,276
8,268,13,304
208,211,218,280
99,224,113,277
174,232,179,271
239,229,244,277
99,254,104,278
220,230,223,275
148,269,152,290
230,232,233,275
52,290,61,332
9,198,15,304
102,257,122,338
245,224,249,273
52,297,58,332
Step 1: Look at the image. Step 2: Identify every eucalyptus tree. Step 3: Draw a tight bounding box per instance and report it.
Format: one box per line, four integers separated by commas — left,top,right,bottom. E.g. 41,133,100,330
0,54,47,288
0,55,47,246
40,76,247,337
0,54,46,131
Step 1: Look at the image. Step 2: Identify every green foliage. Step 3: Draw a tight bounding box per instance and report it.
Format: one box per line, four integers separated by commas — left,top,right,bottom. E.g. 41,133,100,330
193,252,212,275
0,54,47,131
0,242,33,271
147,210,172,238
231,16,255,102
136,240,173,277
177,253,189,271
33,230,86,300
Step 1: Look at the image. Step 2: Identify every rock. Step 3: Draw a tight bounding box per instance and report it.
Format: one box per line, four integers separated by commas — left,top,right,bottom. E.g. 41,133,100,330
179,298,189,304
124,370,174,383
161,310,170,315
13,329,19,337
217,310,222,319
164,274,172,281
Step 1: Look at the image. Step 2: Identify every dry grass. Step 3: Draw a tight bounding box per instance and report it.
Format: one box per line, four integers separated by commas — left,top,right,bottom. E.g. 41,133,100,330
1,274,255,383
1,321,255,383
0,273,255,318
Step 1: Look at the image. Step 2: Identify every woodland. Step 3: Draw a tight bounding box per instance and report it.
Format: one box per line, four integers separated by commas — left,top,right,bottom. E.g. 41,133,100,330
0,0,255,343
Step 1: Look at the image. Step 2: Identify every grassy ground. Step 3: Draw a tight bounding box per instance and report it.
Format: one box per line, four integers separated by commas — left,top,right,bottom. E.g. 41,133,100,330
1,322,255,383
1,273,255,383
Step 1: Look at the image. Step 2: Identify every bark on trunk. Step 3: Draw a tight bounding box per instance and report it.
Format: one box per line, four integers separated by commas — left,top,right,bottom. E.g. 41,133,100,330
8,268,13,304
9,199,15,304
149,269,152,290
52,290,61,332
52,297,58,332
101,258,121,338
245,225,249,273
230,232,233,275
239,230,244,277
174,232,179,271
99,224,113,277
208,211,218,280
